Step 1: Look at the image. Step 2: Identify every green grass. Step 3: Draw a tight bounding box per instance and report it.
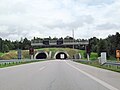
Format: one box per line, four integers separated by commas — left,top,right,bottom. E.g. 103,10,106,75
0,50,30,60
0,52,4,57
108,56,117,61
36,48,80,58
0,60,45,68
76,61,120,73
78,50,86,59
90,52,98,60
78,50,98,60
0,48,99,60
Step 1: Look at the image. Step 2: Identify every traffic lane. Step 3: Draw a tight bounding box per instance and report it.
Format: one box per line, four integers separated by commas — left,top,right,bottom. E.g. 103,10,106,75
0,60,109,90
50,60,109,90
0,61,49,76
0,61,49,90
67,60,120,90
11,60,109,90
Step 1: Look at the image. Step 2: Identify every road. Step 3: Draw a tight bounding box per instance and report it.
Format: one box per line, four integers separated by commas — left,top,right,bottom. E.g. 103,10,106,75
0,60,120,90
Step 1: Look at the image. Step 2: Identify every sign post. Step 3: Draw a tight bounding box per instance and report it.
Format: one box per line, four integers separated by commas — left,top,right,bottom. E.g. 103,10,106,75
116,50,120,62
29,47,34,59
86,45,90,61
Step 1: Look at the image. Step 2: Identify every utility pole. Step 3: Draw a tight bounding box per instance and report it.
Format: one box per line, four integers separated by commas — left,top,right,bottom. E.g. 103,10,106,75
72,29,74,49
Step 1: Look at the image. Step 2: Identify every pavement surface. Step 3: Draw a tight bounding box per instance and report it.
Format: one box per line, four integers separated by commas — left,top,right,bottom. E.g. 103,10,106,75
0,60,120,90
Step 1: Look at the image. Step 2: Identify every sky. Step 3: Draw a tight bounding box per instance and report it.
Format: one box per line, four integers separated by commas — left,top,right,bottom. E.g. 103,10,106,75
0,0,120,40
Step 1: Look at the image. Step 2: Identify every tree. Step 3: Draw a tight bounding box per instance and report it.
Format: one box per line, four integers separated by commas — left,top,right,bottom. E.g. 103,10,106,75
22,38,31,50
4,45,9,52
53,37,58,40
64,36,73,40
89,37,99,52
97,39,107,56
116,32,120,49
48,36,52,40
0,38,2,52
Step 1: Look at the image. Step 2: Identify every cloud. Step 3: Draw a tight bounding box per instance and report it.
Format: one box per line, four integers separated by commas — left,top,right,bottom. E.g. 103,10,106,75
96,23,120,30
0,0,119,40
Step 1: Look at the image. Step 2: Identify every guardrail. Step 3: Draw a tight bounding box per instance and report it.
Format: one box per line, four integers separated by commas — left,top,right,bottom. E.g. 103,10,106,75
73,59,120,66
0,59,44,64
73,59,120,72
103,62,120,66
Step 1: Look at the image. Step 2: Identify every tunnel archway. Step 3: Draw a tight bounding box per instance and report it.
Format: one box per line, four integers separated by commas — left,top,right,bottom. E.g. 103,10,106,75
34,51,48,59
56,52,67,59
54,51,69,59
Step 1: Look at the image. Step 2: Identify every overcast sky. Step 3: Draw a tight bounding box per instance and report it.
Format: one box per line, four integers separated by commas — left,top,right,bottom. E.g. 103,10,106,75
0,0,120,40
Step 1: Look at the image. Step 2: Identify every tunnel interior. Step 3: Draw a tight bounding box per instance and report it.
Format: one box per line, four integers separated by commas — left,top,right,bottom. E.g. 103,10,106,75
36,52,47,59
56,52,67,59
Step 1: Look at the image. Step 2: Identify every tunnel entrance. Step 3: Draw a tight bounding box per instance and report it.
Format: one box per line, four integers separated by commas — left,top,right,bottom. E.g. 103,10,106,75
35,52,47,59
56,52,68,59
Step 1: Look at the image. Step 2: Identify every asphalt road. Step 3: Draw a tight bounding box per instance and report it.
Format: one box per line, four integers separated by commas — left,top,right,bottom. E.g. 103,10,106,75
0,60,120,90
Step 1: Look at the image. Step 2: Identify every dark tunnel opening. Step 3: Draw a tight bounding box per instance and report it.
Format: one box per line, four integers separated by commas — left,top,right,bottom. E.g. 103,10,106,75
56,52,67,59
36,52,47,59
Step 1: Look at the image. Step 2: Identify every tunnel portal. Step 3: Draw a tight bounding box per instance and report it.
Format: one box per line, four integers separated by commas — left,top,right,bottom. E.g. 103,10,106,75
55,52,68,59
35,51,48,59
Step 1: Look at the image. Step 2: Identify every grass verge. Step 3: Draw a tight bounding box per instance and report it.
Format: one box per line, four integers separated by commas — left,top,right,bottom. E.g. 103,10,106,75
0,60,45,68
76,61,120,73
0,52,4,57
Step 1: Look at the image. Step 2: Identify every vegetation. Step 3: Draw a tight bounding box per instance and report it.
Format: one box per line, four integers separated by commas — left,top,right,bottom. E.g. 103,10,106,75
0,37,31,53
0,52,4,57
36,48,80,59
89,32,120,59
0,50,30,60
76,61,120,73
0,60,44,68
0,47,99,60
90,52,98,60
0,32,120,60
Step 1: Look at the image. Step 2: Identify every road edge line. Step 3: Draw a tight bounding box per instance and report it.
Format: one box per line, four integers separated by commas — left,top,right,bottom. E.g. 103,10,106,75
65,61,119,90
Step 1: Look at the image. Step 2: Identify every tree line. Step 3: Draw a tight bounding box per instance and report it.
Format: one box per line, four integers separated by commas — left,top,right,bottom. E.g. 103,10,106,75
89,32,120,58
0,38,31,53
0,32,120,59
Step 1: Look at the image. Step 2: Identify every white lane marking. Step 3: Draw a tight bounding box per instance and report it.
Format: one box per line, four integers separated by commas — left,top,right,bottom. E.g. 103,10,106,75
39,66,46,71
65,61,119,90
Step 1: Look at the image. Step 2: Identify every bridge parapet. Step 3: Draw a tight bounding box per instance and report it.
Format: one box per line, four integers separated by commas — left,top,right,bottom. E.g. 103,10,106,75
31,40,89,46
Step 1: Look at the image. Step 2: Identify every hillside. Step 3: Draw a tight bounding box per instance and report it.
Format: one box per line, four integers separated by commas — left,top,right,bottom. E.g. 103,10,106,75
0,48,98,60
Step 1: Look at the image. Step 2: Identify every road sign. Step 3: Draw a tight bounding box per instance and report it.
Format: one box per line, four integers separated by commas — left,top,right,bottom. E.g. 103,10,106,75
18,49,22,59
86,45,90,54
116,50,120,58
57,40,63,45
29,47,34,55
100,52,107,64
116,50,120,62
43,40,49,45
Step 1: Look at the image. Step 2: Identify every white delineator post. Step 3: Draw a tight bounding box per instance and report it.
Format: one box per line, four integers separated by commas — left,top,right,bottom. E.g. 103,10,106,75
100,52,107,64
87,54,90,61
